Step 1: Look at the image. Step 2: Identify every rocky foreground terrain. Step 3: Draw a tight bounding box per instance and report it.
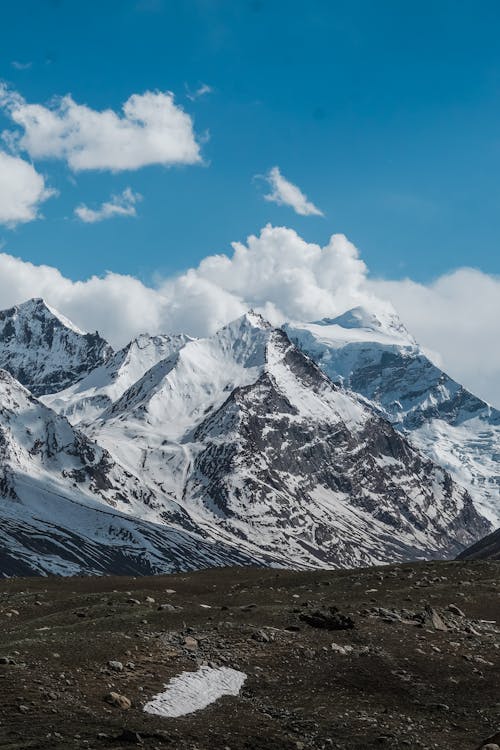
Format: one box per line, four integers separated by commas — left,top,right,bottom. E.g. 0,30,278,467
0,561,498,750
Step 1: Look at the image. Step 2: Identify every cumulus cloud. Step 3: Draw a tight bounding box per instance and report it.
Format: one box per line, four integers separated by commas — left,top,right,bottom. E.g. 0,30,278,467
370,270,500,407
0,225,369,346
0,224,499,406
75,188,142,223
0,84,202,172
0,150,56,226
262,166,324,216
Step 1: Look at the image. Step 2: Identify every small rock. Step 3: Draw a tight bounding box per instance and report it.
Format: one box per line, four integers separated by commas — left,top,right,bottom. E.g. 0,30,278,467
145,596,155,604
104,692,132,710
447,603,465,617
183,636,198,651
425,606,447,632
331,643,354,655
252,629,270,643
299,607,355,631
116,729,143,744
108,660,124,672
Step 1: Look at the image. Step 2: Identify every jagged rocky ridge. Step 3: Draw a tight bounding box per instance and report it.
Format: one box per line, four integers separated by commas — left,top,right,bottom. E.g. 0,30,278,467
286,306,500,525
0,369,257,576
43,332,193,426
0,300,493,575
0,298,113,396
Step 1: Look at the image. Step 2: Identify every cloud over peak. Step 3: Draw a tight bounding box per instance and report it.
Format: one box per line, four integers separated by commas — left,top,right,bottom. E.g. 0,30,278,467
0,85,203,172
262,166,324,216
0,225,499,406
75,188,142,223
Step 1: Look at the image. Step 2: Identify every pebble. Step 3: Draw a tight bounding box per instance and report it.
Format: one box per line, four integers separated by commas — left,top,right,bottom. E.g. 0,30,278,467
183,636,198,651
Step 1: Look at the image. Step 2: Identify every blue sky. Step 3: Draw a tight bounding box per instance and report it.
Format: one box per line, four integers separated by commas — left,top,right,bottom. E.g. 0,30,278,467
2,0,500,284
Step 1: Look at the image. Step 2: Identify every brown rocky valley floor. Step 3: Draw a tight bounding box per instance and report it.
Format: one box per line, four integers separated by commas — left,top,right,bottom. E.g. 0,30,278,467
0,561,499,750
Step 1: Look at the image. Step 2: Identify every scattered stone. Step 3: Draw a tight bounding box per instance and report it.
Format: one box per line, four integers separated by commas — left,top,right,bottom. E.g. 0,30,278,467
299,607,355,631
183,636,198,651
104,692,132,710
108,660,124,672
331,643,354,655
252,629,270,643
424,606,448,631
447,603,466,617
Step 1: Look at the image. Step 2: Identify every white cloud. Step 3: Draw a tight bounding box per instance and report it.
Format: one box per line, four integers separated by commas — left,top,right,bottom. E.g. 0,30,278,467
0,150,56,227
370,270,500,407
11,61,32,71
186,83,213,101
0,225,499,407
0,225,369,346
0,85,202,172
75,188,142,223
262,166,324,216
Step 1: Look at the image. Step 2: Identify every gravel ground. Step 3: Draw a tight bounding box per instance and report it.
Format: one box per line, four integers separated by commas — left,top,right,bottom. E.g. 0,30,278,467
0,560,499,750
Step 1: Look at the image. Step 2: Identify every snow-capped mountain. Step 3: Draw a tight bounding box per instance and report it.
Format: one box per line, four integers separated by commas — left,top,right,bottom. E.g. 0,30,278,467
0,299,492,575
42,332,192,425
0,298,113,396
0,368,256,576
285,306,500,525
83,312,488,568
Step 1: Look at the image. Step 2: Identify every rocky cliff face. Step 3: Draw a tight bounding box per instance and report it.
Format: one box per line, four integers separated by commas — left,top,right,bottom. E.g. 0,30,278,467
42,332,192,426
0,368,255,576
86,313,488,569
286,307,500,525
0,298,113,396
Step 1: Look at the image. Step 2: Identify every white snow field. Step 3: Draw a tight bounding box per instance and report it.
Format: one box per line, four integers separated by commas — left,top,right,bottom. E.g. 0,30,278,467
143,666,247,718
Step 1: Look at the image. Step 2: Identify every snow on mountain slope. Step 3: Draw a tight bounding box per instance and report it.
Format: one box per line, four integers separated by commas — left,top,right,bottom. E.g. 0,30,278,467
285,307,500,524
42,333,192,425
86,313,488,568
0,298,113,396
0,368,256,576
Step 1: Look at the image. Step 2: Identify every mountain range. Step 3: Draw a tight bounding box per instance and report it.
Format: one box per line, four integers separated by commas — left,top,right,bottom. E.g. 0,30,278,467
0,298,496,576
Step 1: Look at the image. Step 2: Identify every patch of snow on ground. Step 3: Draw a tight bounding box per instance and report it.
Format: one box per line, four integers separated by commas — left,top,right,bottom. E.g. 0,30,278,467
143,666,247,718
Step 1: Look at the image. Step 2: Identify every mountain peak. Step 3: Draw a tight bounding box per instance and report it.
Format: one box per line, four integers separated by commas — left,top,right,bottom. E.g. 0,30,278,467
0,298,113,396
243,309,272,329
315,305,412,340
4,297,86,336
